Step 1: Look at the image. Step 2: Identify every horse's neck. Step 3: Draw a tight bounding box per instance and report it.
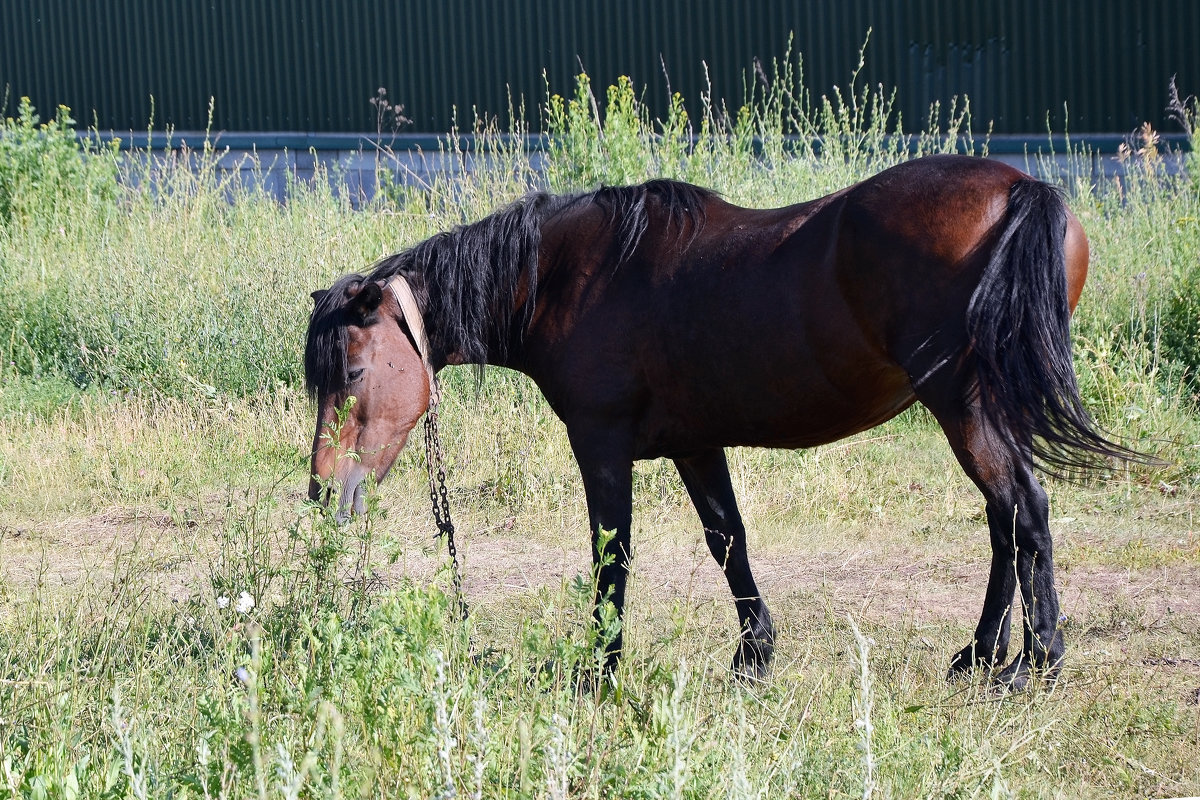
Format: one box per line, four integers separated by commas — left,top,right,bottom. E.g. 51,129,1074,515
411,275,533,373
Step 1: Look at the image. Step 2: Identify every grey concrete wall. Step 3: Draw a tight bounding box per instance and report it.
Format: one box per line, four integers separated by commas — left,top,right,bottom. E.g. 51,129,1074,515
101,132,1190,204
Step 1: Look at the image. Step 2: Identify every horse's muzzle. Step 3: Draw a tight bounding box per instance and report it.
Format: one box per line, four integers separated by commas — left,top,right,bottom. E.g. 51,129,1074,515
308,468,369,524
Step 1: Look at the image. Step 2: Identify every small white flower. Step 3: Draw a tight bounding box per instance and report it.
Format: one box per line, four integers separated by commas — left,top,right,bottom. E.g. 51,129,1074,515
235,591,255,614
234,667,251,685
216,595,230,610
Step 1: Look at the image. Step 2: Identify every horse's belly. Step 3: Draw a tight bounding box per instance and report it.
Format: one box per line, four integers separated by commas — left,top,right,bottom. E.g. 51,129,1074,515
634,363,915,458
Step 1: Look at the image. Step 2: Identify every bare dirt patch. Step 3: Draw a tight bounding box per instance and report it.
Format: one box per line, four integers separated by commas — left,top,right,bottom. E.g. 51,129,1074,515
4,505,1199,643
0,512,203,601
380,529,1200,634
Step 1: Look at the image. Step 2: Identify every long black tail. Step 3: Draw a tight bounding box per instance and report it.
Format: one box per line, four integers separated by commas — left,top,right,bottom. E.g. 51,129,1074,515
967,178,1146,476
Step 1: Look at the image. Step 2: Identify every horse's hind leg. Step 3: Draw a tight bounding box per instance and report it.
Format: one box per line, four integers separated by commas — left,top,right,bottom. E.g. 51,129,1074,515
675,449,775,680
929,406,1065,689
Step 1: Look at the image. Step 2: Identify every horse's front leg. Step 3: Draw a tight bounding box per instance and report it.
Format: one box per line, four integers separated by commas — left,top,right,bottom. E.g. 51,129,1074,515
675,449,775,680
568,425,634,671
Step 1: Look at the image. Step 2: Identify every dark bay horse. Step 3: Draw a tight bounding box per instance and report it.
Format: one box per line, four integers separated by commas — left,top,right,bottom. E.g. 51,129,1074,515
305,154,1137,687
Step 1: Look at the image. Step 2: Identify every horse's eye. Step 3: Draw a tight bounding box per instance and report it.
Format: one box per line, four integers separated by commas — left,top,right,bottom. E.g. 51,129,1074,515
348,368,365,383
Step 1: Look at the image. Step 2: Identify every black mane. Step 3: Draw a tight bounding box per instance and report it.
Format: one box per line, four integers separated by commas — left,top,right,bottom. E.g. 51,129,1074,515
368,191,555,370
304,179,714,399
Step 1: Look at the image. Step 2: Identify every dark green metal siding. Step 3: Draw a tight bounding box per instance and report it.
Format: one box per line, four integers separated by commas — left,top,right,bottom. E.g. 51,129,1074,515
1,1,1196,134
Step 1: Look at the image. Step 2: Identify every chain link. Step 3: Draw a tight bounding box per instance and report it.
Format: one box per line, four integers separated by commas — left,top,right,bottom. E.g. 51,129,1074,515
423,394,469,622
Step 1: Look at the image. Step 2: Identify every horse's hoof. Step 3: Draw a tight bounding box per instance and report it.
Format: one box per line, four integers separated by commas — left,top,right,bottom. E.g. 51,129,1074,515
946,644,976,680
946,643,1005,681
990,655,1060,693
732,638,774,682
732,657,771,683
991,660,1030,693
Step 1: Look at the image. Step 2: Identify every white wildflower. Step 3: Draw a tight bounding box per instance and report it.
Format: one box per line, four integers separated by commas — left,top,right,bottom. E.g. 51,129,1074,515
235,591,255,614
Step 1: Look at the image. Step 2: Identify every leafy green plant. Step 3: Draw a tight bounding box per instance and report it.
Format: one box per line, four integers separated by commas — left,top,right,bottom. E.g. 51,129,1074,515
1155,246,1200,406
1156,82,1200,405
0,96,118,225
544,73,652,190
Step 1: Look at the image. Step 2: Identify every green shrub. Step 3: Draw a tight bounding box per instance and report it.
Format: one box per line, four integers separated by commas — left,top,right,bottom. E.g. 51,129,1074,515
1159,257,1200,405
0,97,119,225
1155,82,1200,405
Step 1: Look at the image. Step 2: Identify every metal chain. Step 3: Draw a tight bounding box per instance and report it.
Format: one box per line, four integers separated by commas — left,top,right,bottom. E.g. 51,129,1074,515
423,394,469,622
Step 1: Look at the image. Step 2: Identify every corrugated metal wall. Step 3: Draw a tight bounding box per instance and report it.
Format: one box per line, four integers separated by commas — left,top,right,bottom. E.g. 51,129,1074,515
1,0,1195,135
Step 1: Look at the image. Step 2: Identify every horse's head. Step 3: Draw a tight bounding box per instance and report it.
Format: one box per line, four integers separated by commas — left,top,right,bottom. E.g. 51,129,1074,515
305,276,431,521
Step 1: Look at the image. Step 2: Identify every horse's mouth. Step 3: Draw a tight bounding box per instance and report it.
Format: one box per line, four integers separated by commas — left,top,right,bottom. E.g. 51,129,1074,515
334,479,368,524
308,467,370,524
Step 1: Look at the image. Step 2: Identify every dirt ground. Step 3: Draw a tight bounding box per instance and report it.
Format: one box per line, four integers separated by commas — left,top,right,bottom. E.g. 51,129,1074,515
3,498,1199,715
4,504,1198,633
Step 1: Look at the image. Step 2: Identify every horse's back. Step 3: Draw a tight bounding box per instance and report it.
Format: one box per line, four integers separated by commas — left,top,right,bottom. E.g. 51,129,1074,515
529,156,1081,458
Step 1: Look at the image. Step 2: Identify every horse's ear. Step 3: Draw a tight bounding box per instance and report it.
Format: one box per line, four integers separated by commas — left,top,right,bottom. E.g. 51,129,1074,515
310,289,328,305
346,280,384,318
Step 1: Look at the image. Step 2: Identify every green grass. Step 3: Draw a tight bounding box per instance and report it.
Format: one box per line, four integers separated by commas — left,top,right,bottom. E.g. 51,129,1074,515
1,65,1199,797
2,491,1198,798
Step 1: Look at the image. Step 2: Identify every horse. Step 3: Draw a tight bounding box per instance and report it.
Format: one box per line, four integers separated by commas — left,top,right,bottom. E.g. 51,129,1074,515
304,154,1141,688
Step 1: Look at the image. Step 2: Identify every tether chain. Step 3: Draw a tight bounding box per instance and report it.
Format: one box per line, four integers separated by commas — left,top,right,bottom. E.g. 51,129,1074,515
423,396,469,622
